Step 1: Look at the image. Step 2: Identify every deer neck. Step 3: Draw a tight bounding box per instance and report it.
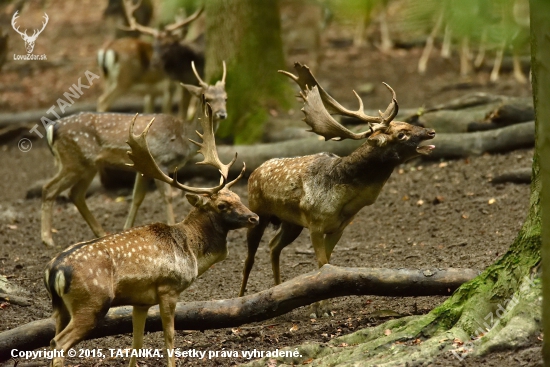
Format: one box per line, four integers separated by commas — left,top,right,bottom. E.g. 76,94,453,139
336,141,399,184
175,208,228,276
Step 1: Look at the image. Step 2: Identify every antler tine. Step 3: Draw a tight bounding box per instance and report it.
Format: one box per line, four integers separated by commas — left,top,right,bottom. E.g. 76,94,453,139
225,162,246,189
191,61,207,87
127,114,225,195
121,0,158,37
164,6,204,33
188,102,238,180
379,82,399,125
221,61,227,84
300,86,368,141
11,11,27,37
282,63,398,139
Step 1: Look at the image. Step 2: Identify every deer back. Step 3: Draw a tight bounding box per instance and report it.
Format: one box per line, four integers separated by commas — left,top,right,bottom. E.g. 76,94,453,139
49,113,191,171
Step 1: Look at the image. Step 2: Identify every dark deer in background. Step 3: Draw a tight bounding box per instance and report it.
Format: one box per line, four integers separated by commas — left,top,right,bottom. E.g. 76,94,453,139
42,63,227,247
44,107,258,367
97,0,204,119
239,63,435,316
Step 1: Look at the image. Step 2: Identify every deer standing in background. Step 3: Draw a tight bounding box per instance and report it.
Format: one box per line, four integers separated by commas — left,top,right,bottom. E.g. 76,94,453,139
41,62,227,247
45,107,258,367
239,63,435,317
97,0,204,119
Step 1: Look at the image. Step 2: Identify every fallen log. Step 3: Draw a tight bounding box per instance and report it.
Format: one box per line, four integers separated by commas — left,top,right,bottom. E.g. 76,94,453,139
179,121,535,180
491,168,532,184
0,265,479,361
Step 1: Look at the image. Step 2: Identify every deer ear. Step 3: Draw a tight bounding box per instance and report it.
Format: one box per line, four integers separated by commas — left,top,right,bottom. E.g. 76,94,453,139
367,134,388,147
181,84,203,97
186,193,207,208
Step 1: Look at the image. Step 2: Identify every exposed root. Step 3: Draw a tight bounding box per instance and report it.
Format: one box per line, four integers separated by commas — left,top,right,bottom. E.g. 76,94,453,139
243,274,541,366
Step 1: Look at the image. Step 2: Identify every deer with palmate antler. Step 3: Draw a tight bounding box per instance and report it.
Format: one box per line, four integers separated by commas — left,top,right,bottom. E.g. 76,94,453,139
97,0,205,118
44,104,258,367
41,61,227,247
239,63,436,317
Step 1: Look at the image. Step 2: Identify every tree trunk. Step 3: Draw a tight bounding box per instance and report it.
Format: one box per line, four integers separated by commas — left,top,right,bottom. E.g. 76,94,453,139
531,0,550,364
0,266,479,362
204,0,292,144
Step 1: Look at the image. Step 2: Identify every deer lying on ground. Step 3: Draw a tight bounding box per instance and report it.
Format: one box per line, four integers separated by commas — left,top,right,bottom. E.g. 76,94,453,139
44,107,258,367
97,0,204,118
239,63,436,317
41,62,227,247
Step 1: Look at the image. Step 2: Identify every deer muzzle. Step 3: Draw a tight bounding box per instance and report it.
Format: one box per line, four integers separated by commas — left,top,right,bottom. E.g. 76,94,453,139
416,128,436,155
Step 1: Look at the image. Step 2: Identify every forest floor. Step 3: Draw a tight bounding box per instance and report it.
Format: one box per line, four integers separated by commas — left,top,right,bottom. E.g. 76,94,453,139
0,0,539,366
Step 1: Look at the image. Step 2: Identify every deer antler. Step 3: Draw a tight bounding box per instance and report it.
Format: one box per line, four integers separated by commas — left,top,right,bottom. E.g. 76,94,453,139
122,0,202,38
164,7,203,33
122,0,159,37
127,114,226,195
188,99,239,180
279,62,399,140
191,61,207,87
11,11,48,39
11,11,26,38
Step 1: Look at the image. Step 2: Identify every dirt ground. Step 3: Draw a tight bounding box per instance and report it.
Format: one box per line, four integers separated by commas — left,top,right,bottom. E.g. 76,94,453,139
0,0,539,366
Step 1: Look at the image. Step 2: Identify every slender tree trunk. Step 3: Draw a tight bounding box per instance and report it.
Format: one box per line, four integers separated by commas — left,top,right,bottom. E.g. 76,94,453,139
531,0,550,364
204,0,292,144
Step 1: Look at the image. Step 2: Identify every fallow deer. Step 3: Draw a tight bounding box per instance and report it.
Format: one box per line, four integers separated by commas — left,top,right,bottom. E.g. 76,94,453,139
239,63,436,316
97,0,204,118
41,62,227,247
44,107,258,367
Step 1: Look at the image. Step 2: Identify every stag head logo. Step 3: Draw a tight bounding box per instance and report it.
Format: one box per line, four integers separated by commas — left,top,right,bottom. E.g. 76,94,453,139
11,11,49,54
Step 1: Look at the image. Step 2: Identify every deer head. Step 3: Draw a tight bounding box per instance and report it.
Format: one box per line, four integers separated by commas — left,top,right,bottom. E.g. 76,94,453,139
11,11,48,54
181,61,228,121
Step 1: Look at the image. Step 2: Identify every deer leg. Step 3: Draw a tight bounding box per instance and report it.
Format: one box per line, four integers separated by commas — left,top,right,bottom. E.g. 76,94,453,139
143,94,155,113
269,222,303,285
324,230,344,263
69,169,106,238
156,180,175,225
128,305,150,367
42,169,82,247
161,81,174,115
178,87,192,122
460,37,471,76
97,84,125,112
239,216,270,297
490,41,506,83
158,292,178,367
50,307,106,367
124,173,149,229
310,230,332,318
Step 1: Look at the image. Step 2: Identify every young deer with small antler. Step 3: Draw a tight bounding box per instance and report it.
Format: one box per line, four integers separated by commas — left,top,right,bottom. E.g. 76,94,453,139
41,62,227,247
239,63,436,317
44,106,258,367
97,0,204,118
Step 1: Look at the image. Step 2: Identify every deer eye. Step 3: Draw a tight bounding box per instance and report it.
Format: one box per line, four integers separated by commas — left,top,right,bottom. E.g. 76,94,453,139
217,203,227,211
397,132,406,140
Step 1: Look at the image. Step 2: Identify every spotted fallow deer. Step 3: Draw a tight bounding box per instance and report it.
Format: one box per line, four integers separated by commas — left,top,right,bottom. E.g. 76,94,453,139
44,107,258,367
41,62,227,247
239,63,436,316
97,0,204,118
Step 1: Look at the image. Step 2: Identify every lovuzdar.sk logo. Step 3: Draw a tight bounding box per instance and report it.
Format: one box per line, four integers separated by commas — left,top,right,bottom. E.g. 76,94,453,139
11,10,48,60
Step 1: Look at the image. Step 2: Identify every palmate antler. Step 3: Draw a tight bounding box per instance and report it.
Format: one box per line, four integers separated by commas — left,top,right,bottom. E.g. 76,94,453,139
122,0,203,37
127,103,244,195
191,60,226,88
279,62,399,141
